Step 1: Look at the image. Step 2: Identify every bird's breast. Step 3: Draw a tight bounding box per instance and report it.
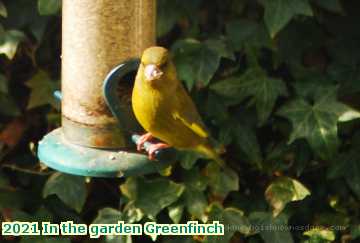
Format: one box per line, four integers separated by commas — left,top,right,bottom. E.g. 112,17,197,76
132,85,166,131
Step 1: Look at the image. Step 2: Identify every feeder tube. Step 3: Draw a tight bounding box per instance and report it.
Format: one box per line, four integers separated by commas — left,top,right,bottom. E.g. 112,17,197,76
61,0,155,148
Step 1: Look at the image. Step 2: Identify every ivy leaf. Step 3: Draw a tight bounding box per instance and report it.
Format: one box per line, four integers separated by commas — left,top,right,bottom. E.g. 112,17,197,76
313,0,343,13
205,92,230,123
182,166,208,191
38,0,61,16
2,0,48,41
168,202,184,224
120,177,184,219
328,150,360,199
210,68,287,125
226,19,272,50
218,125,233,147
204,162,239,198
249,212,294,243
303,228,335,242
32,207,53,222
0,1,7,17
278,86,360,159
351,225,360,240
263,0,313,38
157,0,201,37
293,141,312,176
10,207,53,223
293,75,332,100
183,188,207,221
178,151,201,169
157,0,182,37
172,39,220,89
26,70,60,109
123,202,144,223
234,122,263,168
0,30,25,59
265,177,310,216
43,172,87,213
92,208,131,243
175,168,209,221
204,203,251,243
205,38,235,60
11,207,53,223
92,208,123,224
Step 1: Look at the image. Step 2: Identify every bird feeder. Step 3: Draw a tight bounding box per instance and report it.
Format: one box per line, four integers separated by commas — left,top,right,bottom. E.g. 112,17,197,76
37,0,176,177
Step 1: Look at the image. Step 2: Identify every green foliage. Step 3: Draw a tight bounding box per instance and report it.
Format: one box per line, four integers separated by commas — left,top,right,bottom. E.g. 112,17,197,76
265,177,310,216
120,177,184,219
327,149,360,198
0,29,25,59
172,39,222,90
181,167,208,221
303,228,335,243
263,0,313,38
1,0,360,243
43,172,87,213
92,208,132,243
277,86,360,160
26,70,60,109
0,1,7,18
211,67,288,125
313,0,343,13
38,0,61,16
250,212,294,243
204,162,239,198
204,203,251,242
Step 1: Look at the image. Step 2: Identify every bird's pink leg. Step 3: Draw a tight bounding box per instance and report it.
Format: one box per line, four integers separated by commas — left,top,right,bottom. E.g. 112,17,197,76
148,143,170,160
137,133,154,151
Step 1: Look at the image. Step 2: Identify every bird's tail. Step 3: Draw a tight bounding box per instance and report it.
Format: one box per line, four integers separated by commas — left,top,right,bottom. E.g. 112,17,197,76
196,144,225,167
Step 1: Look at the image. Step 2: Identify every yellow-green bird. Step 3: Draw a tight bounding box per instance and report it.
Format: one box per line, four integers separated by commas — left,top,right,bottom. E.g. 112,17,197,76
132,46,224,166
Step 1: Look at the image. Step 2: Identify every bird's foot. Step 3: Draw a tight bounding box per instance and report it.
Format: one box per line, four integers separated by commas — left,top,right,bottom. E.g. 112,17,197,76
137,133,154,151
148,143,170,160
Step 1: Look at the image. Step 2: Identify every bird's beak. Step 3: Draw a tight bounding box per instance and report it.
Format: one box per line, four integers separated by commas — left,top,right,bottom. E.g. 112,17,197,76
144,64,163,82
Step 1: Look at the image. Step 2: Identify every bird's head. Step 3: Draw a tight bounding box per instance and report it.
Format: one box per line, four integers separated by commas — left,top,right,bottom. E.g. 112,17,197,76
140,46,177,89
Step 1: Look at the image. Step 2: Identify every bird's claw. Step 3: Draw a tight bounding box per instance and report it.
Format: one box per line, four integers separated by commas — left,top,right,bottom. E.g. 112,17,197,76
137,133,153,151
148,143,170,160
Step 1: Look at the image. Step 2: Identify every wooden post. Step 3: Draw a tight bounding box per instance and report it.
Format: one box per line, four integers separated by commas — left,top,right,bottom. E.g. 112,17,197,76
61,0,155,148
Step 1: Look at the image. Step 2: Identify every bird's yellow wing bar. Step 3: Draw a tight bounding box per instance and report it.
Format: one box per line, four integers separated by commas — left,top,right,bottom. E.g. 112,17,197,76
172,111,209,138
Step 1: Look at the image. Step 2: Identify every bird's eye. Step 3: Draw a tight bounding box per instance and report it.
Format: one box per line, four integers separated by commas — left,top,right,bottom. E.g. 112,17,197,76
159,61,167,69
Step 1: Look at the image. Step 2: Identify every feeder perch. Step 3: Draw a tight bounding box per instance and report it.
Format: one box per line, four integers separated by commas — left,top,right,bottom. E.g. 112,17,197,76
37,0,177,177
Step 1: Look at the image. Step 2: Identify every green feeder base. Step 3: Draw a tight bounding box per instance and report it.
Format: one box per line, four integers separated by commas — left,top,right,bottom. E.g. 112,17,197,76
38,128,175,177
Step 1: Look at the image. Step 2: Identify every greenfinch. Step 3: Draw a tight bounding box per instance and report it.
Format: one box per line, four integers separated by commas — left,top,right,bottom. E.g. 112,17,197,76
132,46,224,166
